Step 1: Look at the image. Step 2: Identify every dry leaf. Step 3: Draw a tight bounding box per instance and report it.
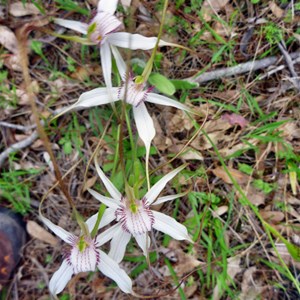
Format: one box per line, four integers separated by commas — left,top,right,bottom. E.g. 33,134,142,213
260,211,284,223
70,65,102,81
213,256,241,300
239,267,265,300
0,26,18,54
242,185,265,206
212,166,251,184
9,2,41,17
271,243,300,269
213,205,228,216
26,220,58,246
269,2,284,18
222,113,249,129
180,148,204,161
159,241,202,277
200,0,230,22
83,176,97,192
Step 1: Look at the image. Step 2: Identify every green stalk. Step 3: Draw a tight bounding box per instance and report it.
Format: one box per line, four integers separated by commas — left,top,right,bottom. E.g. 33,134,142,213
138,0,169,84
91,204,106,238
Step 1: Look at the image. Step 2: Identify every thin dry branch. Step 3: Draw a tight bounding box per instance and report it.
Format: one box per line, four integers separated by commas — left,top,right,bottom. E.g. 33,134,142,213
186,51,300,84
277,41,300,90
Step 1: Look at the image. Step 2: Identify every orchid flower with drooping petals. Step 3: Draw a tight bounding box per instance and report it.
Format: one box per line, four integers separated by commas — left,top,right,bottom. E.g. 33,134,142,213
40,215,132,295
55,46,192,189
54,0,175,94
87,162,193,263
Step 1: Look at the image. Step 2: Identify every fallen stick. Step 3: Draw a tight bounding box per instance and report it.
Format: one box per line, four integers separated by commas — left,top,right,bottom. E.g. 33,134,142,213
0,107,87,168
0,131,39,167
186,51,300,84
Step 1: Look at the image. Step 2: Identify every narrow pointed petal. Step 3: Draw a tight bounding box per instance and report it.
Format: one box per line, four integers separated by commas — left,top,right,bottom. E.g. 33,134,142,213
88,189,121,209
134,233,150,257
39,214,73,244
107,32,156,50
100,42,113,99
49,260,74,295
108,227,131,263
96,223,120,246
152,211,193,243
86,207,116,232
97,0,119,15
108,32,177,50
54,18,88,34
132,103,155,160
56,87,119,119
110,45,127,78
147,93,192,112
144,165,186,205
153,192,187,206
98,250,133,294
95,160,122,201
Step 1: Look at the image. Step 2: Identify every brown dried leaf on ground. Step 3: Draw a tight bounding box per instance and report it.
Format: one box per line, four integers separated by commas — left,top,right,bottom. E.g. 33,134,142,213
239,266,265,300
159,241,203,277
212,166,251,185
9,2,41,17
200,0,230,22
26,220,58,246
242,186,266,206
213,256,241,300
271,243,300,269
222,113,249,129
269,2,284,18
0,26,19,54
260,211,285,224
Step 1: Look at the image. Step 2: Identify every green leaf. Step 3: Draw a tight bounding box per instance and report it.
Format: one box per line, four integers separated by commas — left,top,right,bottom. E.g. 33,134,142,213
238,163,253,175
170,79,199,90
63,140,72,155
148,73,176,96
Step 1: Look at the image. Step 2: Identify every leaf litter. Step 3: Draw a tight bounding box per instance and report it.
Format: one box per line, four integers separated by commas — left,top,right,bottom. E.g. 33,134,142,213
0,0,299,299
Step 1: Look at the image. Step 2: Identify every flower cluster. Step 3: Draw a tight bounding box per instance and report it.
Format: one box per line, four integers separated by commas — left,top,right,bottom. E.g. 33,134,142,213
42,0,194,296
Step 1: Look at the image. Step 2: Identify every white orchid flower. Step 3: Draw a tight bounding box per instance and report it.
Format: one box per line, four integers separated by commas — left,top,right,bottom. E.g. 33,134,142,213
88,162,193,263
54,0,174,94
40,215,132,295
56,45,192,189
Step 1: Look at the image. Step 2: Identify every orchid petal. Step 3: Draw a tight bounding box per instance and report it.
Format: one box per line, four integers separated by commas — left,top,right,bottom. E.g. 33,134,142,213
147,93,192,112
49,259,73,295
100,42,113,99
96,223,120,246
54,18,88,34
108,227,131,263
40,214,73,244
110,45,127,78
98,250,133,294
152,211,193,243
55,87,119,118
132,103,155,171
153,192,187,206
107,33,176,50
144,165,185,205
97,0,119,15
86,207,116,232
94,161,122,201
107,32,155,50
88,189,120,209
134,233,150,257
